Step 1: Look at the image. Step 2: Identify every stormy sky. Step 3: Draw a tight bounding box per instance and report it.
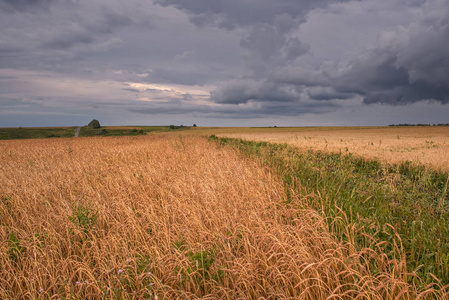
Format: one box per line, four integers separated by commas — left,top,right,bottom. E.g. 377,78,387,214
1,0,448,127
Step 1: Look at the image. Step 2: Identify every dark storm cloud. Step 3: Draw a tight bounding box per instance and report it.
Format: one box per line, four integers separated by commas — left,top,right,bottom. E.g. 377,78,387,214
155,0,349,29
306,87,354,101
155,0,333,68
333,0,449,105
160,0,449,109
155,0,354,111
210,79,304,104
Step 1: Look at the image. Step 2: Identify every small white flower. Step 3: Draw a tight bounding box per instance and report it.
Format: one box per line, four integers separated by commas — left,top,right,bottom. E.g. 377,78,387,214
39,289,44,293
85,280,89,284
76,281,80,286
118,269,124,274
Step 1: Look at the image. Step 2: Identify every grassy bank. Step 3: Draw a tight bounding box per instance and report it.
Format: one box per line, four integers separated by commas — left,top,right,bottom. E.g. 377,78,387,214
209,135,449,287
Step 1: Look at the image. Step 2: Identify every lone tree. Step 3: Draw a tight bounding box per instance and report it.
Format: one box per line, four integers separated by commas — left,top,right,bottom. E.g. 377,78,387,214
88,119,101,129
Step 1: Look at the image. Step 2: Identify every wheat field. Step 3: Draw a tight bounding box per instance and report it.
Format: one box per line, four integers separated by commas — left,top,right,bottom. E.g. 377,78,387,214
214,126,449,172
0,134,447,299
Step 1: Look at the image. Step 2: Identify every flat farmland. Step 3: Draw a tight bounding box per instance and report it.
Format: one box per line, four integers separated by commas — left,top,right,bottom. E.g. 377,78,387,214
1,133,448,298
214,126,449,172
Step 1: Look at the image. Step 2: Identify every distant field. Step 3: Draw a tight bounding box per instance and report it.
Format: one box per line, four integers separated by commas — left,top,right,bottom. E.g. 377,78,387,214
213,126,449,172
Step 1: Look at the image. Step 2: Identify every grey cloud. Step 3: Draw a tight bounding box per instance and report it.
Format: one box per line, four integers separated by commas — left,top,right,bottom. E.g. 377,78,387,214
306,87,354,101
240,25,286,60
156,0,340,72
0,1,147,70
211,79,303,104
148,68,211,86
154,0,347,29
156,0,350,110
129,98,338,119
0,96,44,108
122,88,140,93
0,0,54,12
274,66,331,87
333,0,449,105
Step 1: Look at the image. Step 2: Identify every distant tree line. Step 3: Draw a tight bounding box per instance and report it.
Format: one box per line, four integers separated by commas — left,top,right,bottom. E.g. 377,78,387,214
169,124,197,129
389,123,449,127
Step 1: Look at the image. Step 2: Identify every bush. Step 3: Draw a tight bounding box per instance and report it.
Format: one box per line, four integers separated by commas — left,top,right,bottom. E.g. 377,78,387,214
88,119,101,129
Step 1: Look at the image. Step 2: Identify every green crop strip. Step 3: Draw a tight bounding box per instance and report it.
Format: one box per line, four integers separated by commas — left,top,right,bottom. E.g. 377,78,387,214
208,135,449,287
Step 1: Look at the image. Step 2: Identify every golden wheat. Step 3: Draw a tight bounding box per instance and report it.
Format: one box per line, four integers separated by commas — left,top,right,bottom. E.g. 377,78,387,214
0,134,446,299
215,126,449,172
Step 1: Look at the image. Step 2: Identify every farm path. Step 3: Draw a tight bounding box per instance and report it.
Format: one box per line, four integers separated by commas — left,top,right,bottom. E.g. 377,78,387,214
74,127,81,137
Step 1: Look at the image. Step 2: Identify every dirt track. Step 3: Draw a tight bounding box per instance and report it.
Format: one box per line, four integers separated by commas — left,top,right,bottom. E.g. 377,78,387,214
74,127,81,137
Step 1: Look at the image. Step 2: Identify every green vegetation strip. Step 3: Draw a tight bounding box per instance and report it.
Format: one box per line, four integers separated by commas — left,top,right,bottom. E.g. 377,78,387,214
72,126,192,137
0,125,193,140
208,135,449,286
0,127,77,140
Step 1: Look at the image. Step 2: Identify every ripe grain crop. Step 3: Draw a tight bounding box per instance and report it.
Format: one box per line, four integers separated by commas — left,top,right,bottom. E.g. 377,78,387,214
0,134,446,298
215,126,449,172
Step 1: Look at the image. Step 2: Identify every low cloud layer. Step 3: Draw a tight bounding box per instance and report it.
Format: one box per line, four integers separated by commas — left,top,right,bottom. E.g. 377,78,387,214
1,0,448,126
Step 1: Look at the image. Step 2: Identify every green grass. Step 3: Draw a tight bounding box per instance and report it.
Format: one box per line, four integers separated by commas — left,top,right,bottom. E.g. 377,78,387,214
79,127,145,137
79,126,191,137
0,125,193,140
208,135,449,287
0,127,77,140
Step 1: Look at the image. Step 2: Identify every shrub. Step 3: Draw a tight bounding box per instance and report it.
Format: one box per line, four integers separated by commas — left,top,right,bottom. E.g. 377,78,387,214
88,119,101,129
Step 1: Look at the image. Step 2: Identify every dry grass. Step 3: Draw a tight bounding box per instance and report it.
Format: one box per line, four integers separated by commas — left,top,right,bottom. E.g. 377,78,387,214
215,127,449,172
0,134,446,298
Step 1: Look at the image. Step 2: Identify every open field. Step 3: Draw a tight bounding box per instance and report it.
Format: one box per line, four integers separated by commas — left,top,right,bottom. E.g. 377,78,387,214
212,126,449,172
1,134,447,298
